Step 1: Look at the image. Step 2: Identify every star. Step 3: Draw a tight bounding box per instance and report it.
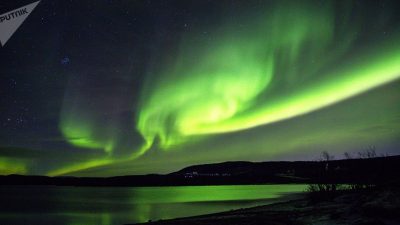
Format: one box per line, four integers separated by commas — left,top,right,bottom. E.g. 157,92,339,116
61,57,70,65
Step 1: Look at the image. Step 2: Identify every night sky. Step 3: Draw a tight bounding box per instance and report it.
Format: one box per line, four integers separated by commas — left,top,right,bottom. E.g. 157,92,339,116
1,0,400,176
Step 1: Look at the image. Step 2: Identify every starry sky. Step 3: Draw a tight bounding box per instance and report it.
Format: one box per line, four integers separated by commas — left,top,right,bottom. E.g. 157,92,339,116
1,0,400,176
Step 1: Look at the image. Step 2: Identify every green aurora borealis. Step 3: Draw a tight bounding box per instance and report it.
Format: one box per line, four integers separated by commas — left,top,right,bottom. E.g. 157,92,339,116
137,1,400,146
1,0,400,176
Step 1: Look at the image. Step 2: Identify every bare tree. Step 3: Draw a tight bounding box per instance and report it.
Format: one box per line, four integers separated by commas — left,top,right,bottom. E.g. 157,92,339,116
321,151,334,161
358,146,377,159
308,151,341,199
344,152,352,159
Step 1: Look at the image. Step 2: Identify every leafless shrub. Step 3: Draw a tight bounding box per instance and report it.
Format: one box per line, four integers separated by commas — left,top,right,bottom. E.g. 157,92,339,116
344,152,352,159
358,146,377,159
308,151,341,200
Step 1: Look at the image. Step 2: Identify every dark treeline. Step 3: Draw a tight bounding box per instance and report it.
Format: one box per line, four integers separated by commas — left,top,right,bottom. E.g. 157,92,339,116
0,155,399,187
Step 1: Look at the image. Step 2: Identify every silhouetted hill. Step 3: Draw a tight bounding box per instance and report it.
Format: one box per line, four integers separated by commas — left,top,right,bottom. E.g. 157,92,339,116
1,155,399,186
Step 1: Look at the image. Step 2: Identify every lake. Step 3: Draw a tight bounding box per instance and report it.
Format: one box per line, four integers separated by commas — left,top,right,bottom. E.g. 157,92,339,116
0,184,306,225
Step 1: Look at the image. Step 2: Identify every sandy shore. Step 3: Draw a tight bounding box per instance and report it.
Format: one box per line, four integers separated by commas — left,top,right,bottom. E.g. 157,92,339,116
130,188,400,225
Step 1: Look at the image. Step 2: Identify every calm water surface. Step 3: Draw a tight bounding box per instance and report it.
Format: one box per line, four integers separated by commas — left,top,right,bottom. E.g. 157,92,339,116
0,184,306,225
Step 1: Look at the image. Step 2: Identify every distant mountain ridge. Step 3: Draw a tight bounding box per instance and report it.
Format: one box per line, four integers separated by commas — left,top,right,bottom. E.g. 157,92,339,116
0,155,399,186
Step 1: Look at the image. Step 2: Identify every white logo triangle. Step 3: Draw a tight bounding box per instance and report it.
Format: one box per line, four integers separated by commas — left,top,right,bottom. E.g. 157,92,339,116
0,1,40,47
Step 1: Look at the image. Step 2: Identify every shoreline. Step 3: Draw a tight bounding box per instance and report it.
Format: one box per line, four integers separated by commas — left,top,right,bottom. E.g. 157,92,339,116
129,188,400,225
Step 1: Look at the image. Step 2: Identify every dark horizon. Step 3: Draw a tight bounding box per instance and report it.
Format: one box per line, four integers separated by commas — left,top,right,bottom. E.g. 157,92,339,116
1,154,399,188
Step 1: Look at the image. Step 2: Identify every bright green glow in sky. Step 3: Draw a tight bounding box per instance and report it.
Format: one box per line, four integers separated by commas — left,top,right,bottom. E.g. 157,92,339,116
47,158,112,177
60,113,115,153
0,158,27,175
47,144,152,176
191,44,400,135
137,1,400,150
48,0,400,176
